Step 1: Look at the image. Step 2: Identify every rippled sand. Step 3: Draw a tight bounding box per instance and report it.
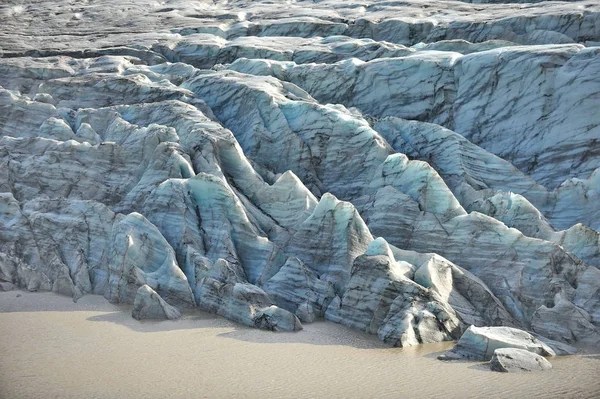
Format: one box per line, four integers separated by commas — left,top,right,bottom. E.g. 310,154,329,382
1,291,598,399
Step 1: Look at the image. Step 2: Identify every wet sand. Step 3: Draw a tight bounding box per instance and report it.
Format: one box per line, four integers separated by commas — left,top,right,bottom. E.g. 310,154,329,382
0,291,599,399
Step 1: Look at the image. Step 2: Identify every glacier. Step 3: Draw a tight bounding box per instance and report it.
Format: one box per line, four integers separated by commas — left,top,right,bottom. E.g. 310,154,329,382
1,0,599,349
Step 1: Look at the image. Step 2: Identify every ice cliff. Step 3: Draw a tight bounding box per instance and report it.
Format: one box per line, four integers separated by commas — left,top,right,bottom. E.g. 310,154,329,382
1,0,599,347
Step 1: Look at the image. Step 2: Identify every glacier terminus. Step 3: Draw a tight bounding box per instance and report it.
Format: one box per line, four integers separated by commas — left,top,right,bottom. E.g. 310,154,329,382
1,0,600,376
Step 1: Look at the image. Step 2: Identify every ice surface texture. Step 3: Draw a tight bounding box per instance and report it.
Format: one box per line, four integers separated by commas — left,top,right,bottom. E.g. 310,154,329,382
1,0,599,347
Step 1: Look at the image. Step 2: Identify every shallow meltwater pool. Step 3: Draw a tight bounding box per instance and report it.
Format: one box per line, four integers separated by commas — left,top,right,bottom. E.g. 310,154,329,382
1,291,599,399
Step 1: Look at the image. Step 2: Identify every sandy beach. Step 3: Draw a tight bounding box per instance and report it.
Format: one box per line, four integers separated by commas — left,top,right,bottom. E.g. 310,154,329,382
0,291,599,399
